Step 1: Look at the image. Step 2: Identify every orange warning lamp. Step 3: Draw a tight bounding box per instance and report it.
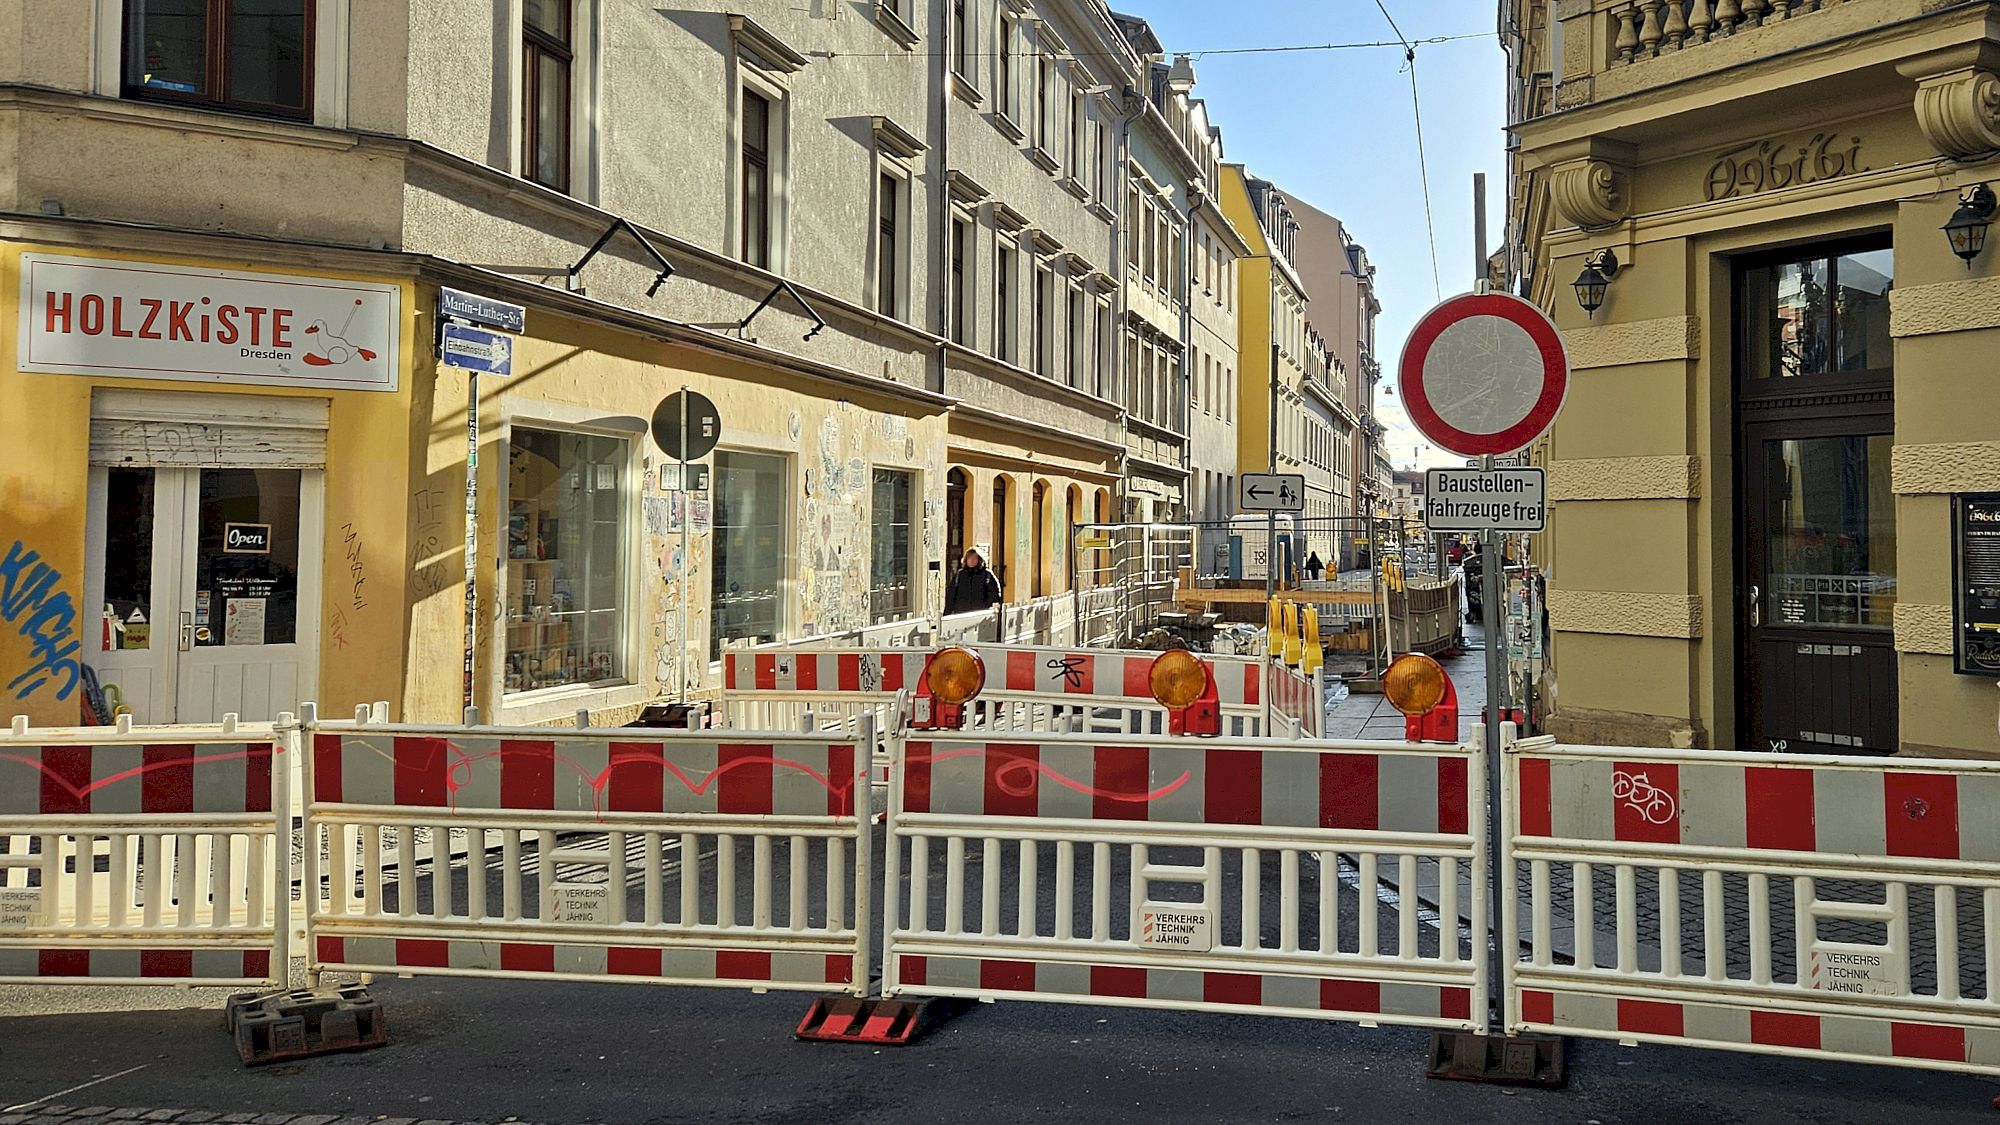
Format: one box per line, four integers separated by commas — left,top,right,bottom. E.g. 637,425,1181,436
1384,652,1459,743
1149,649,1219,736
915,646,985,729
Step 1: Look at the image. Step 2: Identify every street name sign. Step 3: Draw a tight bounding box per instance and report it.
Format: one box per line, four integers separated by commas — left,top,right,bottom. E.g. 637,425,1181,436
1399,292,1568,456
438,287,527,333
1424,467,1546,532
1239,472,1306,513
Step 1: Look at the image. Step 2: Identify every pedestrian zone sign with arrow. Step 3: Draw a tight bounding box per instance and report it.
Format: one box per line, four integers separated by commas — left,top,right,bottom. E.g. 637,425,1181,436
1240,472,1305,513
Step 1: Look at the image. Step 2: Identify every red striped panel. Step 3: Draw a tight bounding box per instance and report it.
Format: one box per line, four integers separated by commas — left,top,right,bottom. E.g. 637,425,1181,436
1750,1010,1821,1049
1243,663,1260,706
1320,979,1380,1013
140,950,193,977
825,954,852,985
243,950,271,979
1613,762,1679,844
500,740,556,809
608,947,662,976
1518,757,1551,837
901,954,928,985
882,654,906,692
723,653,740,690
1616,998,1683,1037
982,743,1039,818
312,733,344,803
500,943,556,973
1006,650,1035,692
1745,767,1815,851
717,744,775,815
1091,745,1150,821
1091,965,1146,998
39,746,90,816
837,653,863,692
1885,773,1959,859
142,745,195,813
826,743,856,817
396,939,450,968
796,654,820,692
1060,654,1095,695
1204,749,1262,825
39,950,89,976
1439,988,1471,1021
717,950,772,980
316,936,344,963
244,743,273,814
904,740,933,814
1122,656,1151,700
1520,989,1554,1025
1204,972,1262,1006
980,959,1035,992
392,737,450,807
754,654,777,690
1321,754,1379,831
1436,757,1469,835
1890,1022,1965,1062
606,742,665,813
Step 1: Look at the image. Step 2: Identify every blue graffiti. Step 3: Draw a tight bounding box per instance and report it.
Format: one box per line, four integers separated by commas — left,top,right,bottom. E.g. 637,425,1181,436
0,540,80,701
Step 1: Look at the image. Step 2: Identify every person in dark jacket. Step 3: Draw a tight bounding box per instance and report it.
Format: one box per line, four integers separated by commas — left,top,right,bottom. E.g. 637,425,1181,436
945,548,1003,614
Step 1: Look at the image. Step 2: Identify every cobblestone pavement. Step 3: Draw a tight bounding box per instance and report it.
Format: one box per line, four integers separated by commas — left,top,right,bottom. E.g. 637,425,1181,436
1,1111,507,1125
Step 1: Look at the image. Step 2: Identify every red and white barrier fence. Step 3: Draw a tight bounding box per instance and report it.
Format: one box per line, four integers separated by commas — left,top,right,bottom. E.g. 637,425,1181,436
1504,734,2000,1076
305,711,877,996
1268,662,1324,739
881,727,1486,1030
0,715,290,986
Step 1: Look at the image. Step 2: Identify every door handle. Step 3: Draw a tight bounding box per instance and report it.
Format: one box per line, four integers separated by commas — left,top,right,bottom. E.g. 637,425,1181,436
179,611,194,652
1749,585,1762,629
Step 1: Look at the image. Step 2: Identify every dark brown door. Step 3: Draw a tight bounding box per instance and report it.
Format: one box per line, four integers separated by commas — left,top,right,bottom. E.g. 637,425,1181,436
1735,240,1896,754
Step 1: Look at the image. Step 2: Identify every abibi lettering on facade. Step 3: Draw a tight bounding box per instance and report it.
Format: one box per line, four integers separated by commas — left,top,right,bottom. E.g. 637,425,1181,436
18,253,402,393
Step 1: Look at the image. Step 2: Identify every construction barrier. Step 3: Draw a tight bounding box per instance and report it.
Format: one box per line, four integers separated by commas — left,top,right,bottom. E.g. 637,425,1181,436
1504,734,2000,1076
304,710,877,995
1268,662,1324,739
0,715,290,985
881,727,1487,1031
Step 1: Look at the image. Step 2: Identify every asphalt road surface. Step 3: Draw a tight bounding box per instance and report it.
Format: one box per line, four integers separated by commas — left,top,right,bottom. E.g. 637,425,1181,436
3,976,1997,1124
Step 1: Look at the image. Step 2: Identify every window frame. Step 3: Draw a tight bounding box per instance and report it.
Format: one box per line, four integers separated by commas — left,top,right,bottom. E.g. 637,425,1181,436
875,166,908,319
120,0,317,121
951,212,974,346
735,70,790,271
868,467,918,625
710,447,794,660
521,1,573,193
996,240,1018,364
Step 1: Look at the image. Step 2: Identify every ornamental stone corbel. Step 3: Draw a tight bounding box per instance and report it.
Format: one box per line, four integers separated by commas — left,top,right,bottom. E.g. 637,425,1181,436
1540,139,1635,232
1900,44,2000,160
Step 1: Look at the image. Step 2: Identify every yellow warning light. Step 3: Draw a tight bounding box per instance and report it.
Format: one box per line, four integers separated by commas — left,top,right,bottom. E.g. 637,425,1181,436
1383,652,1447,717
1149,648,1210,710
925,646,986,705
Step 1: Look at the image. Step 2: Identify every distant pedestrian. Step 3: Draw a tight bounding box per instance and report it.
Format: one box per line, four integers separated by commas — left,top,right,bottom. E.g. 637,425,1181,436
1304,551,1325,581
946,548,1003,615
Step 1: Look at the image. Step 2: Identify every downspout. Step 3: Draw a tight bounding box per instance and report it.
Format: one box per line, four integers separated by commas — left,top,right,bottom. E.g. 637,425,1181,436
932,0,952,637
1178,188,1200,520
1114,86,1145,523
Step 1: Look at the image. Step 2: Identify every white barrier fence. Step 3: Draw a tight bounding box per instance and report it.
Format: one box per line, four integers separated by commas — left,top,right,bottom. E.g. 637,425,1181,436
1504,734,2000,1076
304,711,879,995
881,727,1487,1031
0,715,290,985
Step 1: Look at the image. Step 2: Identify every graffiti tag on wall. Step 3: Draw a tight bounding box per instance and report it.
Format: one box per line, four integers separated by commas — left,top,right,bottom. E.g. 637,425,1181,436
0,541,81,701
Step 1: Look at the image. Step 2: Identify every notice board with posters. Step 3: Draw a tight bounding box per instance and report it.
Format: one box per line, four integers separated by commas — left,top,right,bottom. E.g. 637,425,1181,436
1953,493,2000,676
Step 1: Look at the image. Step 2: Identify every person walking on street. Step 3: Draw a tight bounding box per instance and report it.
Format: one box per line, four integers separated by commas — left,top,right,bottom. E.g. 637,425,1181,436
946,548,1003,615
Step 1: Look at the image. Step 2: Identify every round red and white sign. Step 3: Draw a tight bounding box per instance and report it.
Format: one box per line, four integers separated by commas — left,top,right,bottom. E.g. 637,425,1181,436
1397,292,1568,457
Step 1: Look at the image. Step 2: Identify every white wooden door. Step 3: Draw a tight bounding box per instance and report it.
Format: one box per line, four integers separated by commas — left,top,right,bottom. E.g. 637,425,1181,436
81,465,185,724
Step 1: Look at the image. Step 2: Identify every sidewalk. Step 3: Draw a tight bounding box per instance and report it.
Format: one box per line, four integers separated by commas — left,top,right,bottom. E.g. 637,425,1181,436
1324,619,1489,743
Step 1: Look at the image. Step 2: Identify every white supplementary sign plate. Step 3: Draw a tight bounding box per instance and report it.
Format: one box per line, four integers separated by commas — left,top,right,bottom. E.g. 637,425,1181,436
544,881,613,925
1138,903,1214,952
1424,467,1546,532
1239,473,1306,513
1808,947,1904,997
0,888,46,929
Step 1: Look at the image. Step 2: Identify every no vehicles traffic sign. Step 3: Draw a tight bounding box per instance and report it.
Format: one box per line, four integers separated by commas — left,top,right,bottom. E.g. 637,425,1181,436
1398,292,1568,457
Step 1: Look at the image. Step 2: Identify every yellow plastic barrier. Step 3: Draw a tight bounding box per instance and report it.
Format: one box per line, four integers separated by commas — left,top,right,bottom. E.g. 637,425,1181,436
1281,601,1302,667
1302,606,1324,675
1267,599,1285,657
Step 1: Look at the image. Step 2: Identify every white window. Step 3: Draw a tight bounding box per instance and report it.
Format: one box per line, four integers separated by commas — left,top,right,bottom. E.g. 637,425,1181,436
1036,56,1056,153
1033,263,1055,376
1069,91,1086,180
504,426,630,694
737,76,789,270
952,0,973,83
951,214,974,346
1066,281,1084,388
996,242,1018,364
712,450,788,658
875,167,910,318
997,14,1017,121
869,468,915,623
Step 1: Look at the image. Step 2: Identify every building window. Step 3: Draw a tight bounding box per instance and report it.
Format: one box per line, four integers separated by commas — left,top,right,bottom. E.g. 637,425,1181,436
1740,246,1893,382
996,244,1016,363
1066,283,1084,389
997,15,1016,121
712,451,787,658
1033,265,1053,376
123,0,311,119
1036,57,1055,152
877,171,901,317
505,427,627,693
521,0,573,191
951,216,971,345
1032,480,1049,599
1069,92,1086,179
1093,120,1107,201
952,0,971,82
741,88,774,269
1095,302,1112,399
869,469,914,624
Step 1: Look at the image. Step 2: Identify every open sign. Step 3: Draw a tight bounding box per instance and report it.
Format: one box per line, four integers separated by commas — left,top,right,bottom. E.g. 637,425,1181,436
223,522,272,554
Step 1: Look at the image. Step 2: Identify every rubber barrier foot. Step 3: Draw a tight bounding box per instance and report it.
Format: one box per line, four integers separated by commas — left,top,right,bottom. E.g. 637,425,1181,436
1424,1031,1566,1088
794,995,973,1045
224,984,389,1067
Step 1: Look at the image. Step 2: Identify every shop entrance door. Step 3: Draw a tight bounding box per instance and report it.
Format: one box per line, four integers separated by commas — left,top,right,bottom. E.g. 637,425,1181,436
85,466,321,725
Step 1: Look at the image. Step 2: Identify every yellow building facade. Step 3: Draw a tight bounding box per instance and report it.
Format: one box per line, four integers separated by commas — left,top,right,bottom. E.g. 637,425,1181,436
1507,0,2000,756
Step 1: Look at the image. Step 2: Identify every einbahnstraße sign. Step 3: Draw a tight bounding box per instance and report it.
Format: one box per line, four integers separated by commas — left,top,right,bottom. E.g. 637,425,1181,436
1424,466,1546,532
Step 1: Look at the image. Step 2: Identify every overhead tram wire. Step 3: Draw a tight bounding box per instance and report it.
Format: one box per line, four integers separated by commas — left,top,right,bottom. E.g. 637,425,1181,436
789,31,1484,63
1373,0,1443,301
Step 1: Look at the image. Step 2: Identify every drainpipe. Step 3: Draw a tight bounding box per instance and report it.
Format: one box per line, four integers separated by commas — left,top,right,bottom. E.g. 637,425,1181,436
1113,86,1145,523
932,0,952,635
1178,187,1200,520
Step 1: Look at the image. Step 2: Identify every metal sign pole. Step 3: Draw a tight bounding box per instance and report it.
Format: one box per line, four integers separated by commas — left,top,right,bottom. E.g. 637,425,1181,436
678,383,691,708
463,370,479,717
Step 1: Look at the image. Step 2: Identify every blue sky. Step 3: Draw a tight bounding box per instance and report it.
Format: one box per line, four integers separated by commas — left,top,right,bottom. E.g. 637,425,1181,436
1119,0,1507,469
